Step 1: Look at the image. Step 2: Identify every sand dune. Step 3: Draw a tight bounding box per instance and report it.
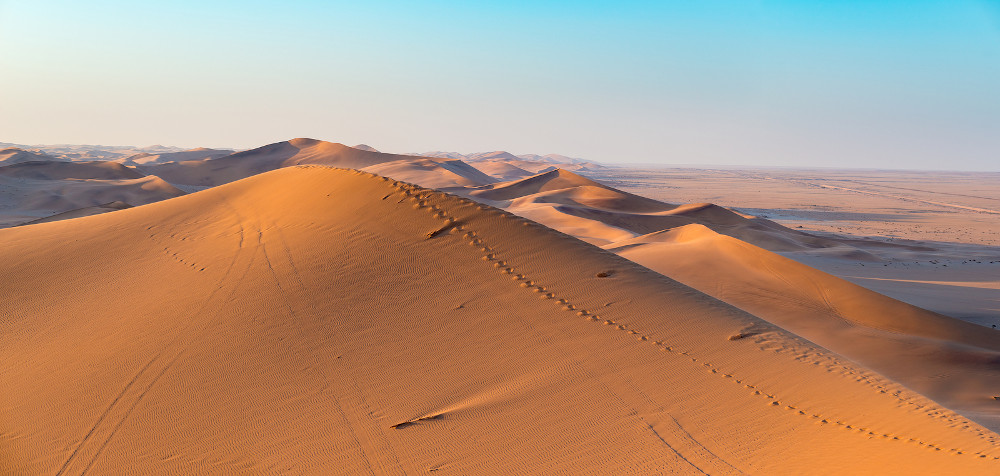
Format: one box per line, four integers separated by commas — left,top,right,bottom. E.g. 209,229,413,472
3,165,998,473
469,160,535,181
362,157,496,189
466,169,847,252
17,201,133,225
119,147,234,166
444,166,1000,430
414,150,602,174
605,224,1000,429
0,147,62,166
0,169,184,227
0,160,144,180
141,138,425,187
0,143,185,162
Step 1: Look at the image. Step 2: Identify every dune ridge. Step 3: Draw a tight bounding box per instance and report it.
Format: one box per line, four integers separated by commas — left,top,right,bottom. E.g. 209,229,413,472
2,165,998,473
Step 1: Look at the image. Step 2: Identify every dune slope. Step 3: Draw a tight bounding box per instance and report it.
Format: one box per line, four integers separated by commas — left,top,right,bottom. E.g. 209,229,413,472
2,166,998,474
607,225,1000,428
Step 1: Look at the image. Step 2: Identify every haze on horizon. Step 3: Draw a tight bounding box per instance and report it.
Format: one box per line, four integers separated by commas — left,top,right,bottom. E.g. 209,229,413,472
1,0,998,171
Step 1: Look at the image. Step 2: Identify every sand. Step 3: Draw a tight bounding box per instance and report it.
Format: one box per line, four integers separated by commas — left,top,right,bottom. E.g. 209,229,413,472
4,139,999,472
0,160,185,227
448,167,1000,432
0,148,62,166
3,165,999,473
140,138,424,187
118,148,234,167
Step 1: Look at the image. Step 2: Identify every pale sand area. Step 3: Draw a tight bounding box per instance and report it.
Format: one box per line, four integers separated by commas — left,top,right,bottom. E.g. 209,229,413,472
3,166,999,473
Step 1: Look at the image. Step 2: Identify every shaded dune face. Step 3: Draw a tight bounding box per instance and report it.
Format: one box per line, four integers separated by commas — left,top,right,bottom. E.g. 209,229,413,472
1,166,998,474
0,160,144,180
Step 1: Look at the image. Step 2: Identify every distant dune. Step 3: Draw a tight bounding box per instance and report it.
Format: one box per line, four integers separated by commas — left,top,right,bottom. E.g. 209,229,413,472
465,169,844,251
0,160,184,226
119,147,234,166
362,157,496,189
3,166,998,474
0,160,144,180
0,147,62,166
140,138,422,186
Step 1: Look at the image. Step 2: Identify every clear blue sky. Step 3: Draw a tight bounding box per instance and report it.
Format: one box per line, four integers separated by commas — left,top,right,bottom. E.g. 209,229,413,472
1,1,998,170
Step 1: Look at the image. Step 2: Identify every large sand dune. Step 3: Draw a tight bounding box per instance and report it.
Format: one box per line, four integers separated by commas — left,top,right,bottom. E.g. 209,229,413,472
2,166,998,473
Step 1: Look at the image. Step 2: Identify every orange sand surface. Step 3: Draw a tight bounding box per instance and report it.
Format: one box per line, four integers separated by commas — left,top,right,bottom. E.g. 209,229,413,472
3,165,999,473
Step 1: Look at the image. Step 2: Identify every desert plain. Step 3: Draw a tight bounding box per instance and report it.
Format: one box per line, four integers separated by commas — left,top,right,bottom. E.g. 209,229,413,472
2,139,999,474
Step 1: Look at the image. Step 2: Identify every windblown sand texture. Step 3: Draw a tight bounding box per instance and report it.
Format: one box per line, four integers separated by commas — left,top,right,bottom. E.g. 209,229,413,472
3,166,999,474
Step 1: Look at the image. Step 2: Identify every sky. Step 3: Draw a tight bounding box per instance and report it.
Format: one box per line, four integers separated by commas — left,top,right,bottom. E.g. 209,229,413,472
1,0,998,170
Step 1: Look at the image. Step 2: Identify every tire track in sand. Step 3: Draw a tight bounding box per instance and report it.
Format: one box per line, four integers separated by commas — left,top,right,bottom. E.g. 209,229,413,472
56,201,259,475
